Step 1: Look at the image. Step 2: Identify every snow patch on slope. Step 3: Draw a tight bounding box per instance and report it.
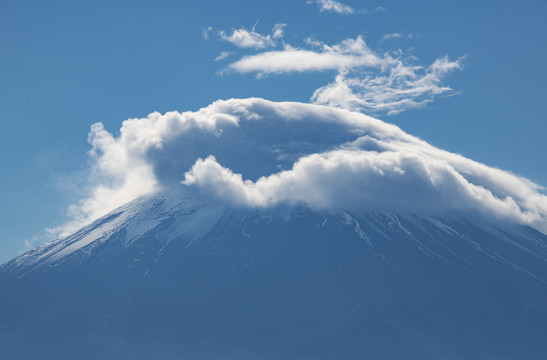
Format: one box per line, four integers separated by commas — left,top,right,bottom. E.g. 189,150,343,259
10,191,225,270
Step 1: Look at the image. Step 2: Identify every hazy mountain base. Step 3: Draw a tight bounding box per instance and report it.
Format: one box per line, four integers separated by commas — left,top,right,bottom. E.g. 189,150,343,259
1,204,547,359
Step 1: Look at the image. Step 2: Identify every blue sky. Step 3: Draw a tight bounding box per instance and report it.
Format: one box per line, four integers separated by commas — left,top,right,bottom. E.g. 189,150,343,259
1,0,546,263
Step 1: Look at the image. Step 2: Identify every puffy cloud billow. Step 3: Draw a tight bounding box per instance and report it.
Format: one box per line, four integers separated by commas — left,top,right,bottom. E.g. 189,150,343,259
54,98,547,236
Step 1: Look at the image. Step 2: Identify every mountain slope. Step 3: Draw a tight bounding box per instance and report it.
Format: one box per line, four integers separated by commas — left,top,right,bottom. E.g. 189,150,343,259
1,191,547,359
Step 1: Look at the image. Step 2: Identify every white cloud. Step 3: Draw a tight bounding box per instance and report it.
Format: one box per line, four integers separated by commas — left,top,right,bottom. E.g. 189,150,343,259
48,122,159,237
380,33,402,42
228,36,382,75
304,37,325,48
214,51,232,61
308,0,355,14
202,26,213,40
182,152,542,227
363,6,386,14
311,56,464,115
218,24,286,49
53,99,547,237
271,23,286,39
307,1,386,15
225,36,462,114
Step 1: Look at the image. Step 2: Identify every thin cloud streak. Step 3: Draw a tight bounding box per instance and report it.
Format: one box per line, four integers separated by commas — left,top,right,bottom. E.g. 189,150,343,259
214,51,233,61
227,37,382,74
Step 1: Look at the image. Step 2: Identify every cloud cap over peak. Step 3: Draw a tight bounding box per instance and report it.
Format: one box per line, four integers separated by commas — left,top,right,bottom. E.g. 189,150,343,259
55,98,547,236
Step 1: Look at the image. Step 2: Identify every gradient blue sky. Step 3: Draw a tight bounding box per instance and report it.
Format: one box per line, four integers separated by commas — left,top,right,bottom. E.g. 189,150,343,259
1,0,546,263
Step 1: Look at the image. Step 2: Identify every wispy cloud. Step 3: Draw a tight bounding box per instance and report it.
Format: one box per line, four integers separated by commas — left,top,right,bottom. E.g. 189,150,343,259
380,33,402,42
214,51,233,61
380,33,417,43
218,24,286,49
202,26,213,40
311,56,464,115
271,23,286,39
224,35,462,114
361,6,386,14
307,0,355,14
307,0,386,15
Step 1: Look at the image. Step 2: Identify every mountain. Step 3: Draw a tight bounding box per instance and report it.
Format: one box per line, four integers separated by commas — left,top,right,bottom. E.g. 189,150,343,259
2,98,547,359
1,190,547,360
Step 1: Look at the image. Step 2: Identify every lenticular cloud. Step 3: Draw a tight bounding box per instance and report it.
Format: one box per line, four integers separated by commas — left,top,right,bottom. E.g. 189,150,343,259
61,98,547,236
